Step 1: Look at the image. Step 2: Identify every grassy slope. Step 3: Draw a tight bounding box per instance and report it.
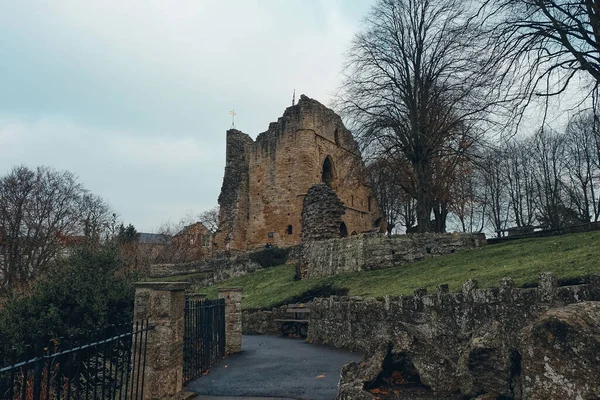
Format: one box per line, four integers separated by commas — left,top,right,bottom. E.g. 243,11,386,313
191,231,600,310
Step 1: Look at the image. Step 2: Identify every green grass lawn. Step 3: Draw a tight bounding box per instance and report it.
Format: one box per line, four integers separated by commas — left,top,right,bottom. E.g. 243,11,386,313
189,231,600,311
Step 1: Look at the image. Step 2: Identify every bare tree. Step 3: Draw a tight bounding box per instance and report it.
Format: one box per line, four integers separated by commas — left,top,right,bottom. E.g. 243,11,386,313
337,0,502,232
198,206,220,234
0,166,112,293
478,148,512,236
366,158,406,235
482,0,600,113
564,110,600,221
503,138,538,228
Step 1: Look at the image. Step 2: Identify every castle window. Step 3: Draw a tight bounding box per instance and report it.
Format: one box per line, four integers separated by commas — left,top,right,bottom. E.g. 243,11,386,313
351,195,354,207
368,196,372,212
287,225,293,235
268,232,274,238
334,128,339,145
322,156,335,187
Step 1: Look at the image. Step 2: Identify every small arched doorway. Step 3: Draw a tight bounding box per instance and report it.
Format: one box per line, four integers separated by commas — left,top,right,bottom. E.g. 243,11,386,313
339,222,348,238
322,156,335,187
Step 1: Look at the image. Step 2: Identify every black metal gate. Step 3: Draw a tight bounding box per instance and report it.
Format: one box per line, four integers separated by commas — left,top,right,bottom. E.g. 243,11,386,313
183,298,225,385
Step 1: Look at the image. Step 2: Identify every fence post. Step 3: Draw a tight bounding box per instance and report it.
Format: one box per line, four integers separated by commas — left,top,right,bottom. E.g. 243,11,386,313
218,288,243,354
134,282,190,400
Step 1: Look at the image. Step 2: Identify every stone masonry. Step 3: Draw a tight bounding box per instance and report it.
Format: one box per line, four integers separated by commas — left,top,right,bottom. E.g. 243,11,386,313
306,274,600,399
301,183,346,241
214,95,384,251
133,282,189,400
218,288,243,354
300,232,486,279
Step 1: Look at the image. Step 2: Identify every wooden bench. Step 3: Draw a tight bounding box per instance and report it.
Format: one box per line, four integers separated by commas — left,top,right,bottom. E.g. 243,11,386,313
274,303,310,338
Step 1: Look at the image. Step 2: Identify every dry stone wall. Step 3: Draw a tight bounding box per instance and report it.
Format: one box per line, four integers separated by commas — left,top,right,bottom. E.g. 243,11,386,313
300,232,486,279
307,274,600,399
301,184,345,241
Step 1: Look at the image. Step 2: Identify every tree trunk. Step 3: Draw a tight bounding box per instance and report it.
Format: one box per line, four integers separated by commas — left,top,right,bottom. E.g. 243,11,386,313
414,160,433,233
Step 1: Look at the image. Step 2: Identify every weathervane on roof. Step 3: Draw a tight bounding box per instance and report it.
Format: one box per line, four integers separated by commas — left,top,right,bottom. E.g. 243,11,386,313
230,110,236,129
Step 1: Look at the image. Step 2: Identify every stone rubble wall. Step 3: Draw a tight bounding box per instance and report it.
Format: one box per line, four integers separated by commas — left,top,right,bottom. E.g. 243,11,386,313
308,274,600,351
300,232,486,279
301,184,346,241
307,274,600,399
242,305,289,335
149,246,301,290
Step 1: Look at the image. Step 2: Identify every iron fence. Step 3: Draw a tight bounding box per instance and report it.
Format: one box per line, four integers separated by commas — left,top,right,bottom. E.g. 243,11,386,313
183,298,225,385
0,320,151,400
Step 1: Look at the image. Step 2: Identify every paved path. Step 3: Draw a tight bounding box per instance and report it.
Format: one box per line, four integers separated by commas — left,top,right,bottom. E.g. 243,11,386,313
187,335,362,400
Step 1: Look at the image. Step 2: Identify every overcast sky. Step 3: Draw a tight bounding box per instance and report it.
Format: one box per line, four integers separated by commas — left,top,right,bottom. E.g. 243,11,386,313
0,0,376,232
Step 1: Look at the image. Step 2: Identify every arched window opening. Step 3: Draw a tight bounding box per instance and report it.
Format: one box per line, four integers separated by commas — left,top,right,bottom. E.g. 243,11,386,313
374,218,382,228
287,225,293,235
339,222,348,238
322,156,335,187
368,196,372,212
351,195,354,207
334,128,340,145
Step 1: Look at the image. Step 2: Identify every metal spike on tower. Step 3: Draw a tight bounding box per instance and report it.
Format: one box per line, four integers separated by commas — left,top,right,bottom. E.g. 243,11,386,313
292,89,295,106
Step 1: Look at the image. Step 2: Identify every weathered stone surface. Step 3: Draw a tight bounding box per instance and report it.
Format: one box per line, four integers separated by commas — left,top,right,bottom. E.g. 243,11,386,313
520,301,600,399
134,282,189,400
214,95,384,252
301,183,346,241
242,305,289,335
457,324,519,398
336,345,387,400
219,288,243,354
300,232,486,279
309,274,600,399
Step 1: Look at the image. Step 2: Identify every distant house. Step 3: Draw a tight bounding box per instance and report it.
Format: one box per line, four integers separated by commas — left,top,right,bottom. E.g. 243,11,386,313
136,232,171,264
170,222,213,262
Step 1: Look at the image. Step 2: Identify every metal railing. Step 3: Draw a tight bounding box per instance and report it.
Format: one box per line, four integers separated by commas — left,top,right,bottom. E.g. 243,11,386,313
0,320,151,400
183,298,225,385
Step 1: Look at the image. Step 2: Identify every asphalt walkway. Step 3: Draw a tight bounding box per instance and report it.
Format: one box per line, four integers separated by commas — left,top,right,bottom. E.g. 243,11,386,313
187,335,362,400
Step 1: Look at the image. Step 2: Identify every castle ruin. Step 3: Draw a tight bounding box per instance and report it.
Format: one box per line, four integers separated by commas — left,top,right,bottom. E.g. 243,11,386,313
214,95,384,251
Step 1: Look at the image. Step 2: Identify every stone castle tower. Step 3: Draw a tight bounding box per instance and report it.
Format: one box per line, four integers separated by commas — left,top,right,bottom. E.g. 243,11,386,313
214,95,384,251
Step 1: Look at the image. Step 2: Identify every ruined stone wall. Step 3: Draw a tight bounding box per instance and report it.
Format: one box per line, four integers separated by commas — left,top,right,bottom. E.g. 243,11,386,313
309,275,600,399
242,305,289,335
300,232,486,279
301,184,346,241
215,95,384,251
148,245,300,290
214,129,253,252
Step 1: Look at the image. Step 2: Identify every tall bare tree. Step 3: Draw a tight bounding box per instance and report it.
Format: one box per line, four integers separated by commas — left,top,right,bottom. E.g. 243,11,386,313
0,166,112,293
337,0,502,232
482,0,600,111
564,110,600,221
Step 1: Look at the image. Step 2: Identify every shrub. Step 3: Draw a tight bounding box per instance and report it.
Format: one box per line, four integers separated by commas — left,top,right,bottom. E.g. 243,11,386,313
0,245,136,361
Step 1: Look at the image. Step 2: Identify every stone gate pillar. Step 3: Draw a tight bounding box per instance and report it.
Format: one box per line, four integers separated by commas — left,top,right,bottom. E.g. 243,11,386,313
134,282,189,400
186,293,207,301
218,287,243,354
